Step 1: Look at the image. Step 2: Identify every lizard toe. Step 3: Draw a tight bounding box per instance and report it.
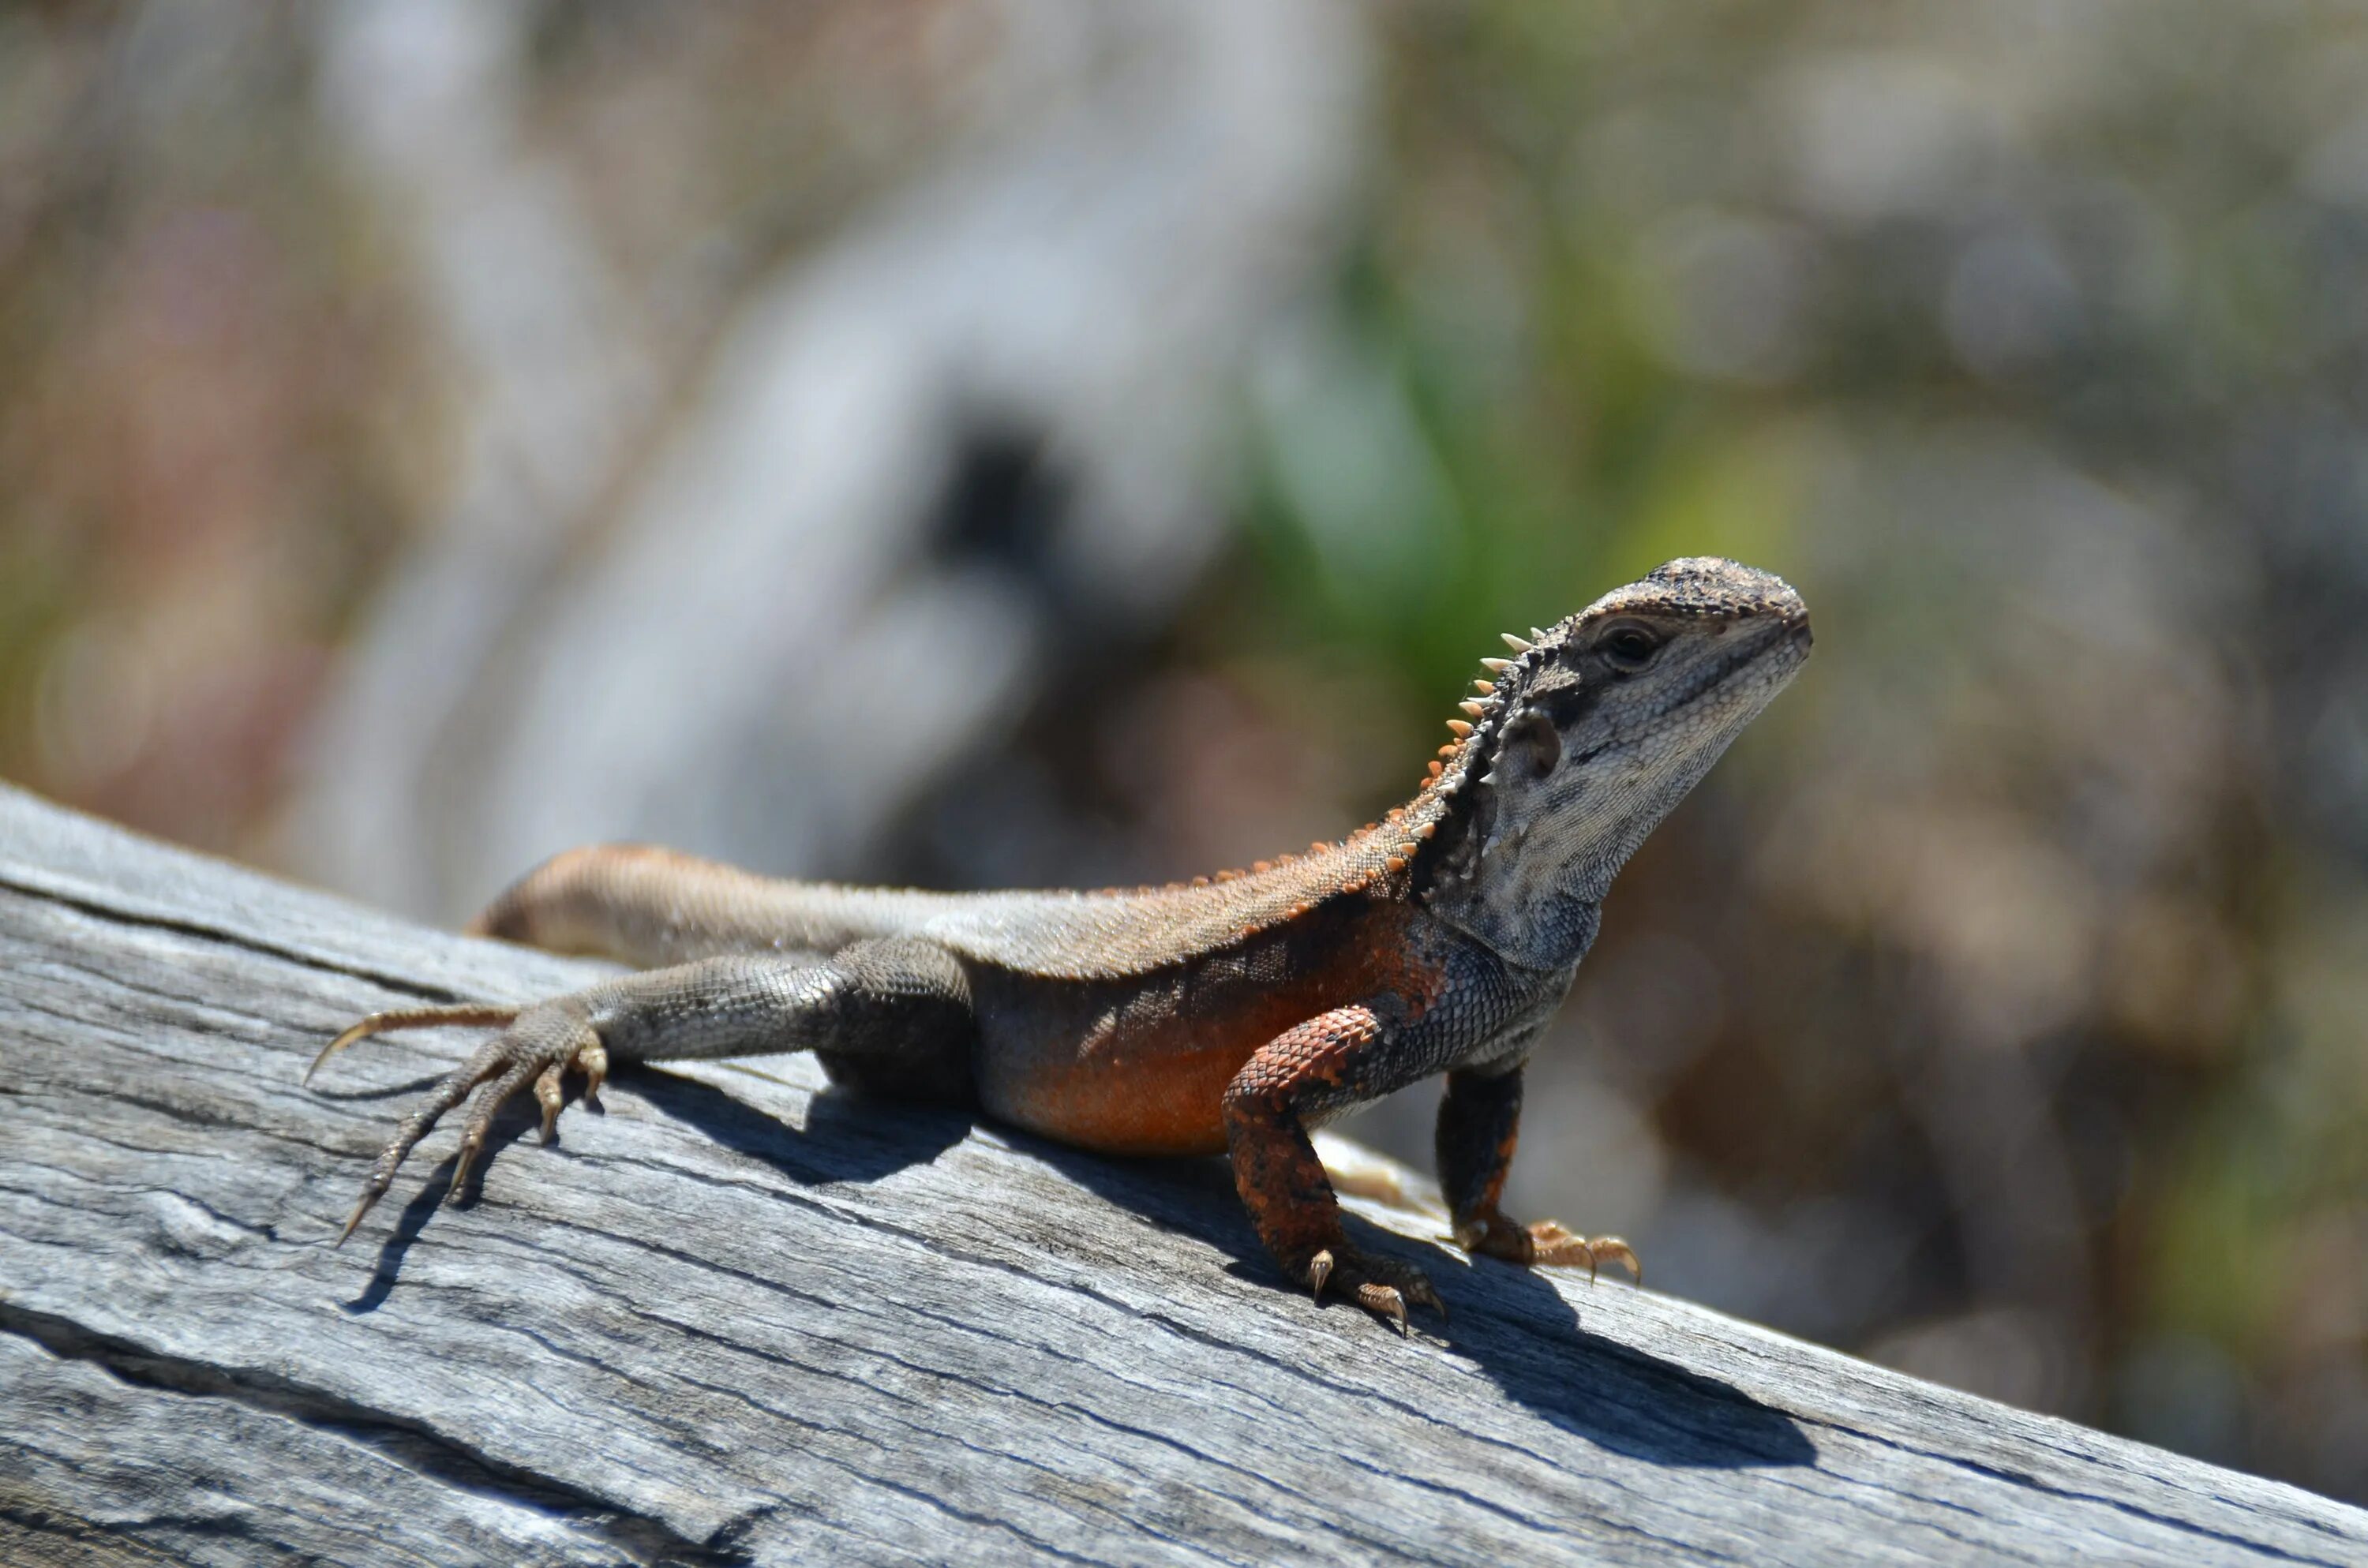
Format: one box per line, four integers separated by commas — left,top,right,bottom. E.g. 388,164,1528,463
1303,1246,1445,1332
1456,1211,1642,1285
1529,1222,1641,1285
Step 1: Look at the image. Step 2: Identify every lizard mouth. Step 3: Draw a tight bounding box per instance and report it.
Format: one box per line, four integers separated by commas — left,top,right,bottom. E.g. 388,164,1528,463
1647,612,1809,724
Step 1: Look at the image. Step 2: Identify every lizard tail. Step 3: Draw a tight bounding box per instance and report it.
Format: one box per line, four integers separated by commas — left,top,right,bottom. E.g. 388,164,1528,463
304,1005,521,1087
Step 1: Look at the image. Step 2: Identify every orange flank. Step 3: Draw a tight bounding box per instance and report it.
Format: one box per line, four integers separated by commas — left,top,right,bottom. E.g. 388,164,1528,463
972,900,1447,1156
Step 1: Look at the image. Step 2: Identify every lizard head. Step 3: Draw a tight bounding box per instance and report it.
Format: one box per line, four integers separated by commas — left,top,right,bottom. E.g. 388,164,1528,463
1416,557,1810,964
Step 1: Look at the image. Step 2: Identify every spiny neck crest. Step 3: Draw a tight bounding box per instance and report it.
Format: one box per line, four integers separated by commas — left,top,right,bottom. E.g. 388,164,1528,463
1127,625,1549,911
1401,622,1567,893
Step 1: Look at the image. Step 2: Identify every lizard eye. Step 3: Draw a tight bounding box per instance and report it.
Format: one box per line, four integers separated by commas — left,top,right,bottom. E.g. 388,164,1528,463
1598,623,1661,672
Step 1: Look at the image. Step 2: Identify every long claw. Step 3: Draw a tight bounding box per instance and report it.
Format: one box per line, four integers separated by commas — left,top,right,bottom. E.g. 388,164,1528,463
447,1140,481,1200
1308,1248,1336,1303
579,1040,609,1110
1358,1284,1410,1334
335,1192,378,1248
534,1065,566,1142
305,1004,518,1086
1593,1237,1642,1287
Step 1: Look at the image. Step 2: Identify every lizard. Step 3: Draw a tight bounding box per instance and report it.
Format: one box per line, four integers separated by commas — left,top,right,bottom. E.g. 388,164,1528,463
309,556,1811,1328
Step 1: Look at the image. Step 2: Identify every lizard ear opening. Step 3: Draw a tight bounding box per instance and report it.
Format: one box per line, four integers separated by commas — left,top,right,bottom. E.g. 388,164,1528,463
1501,710,1561,780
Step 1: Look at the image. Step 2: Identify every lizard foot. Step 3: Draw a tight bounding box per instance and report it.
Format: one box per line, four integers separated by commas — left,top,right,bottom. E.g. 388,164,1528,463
1454,1213,1641,1286
309,1001,608,1244
1306,1245,1447,1333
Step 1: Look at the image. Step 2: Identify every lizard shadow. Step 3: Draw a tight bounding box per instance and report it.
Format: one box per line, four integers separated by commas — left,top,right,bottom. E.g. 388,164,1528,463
336,1079,1804,1472
1032,1143,1816,1473
340,1096,549,1313
628,1067,974,1188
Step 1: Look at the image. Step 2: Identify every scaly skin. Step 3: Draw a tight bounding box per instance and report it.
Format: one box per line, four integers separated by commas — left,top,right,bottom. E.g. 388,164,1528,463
311,557,1811,1329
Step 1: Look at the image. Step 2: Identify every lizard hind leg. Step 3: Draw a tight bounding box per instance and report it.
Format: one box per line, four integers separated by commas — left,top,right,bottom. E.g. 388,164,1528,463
320,945,976,1247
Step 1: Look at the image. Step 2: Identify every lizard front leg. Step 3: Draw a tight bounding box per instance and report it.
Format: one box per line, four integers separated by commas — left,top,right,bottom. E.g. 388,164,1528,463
309,937,974,1242
1223,1002,1448,1331
1436,1063,1639,1285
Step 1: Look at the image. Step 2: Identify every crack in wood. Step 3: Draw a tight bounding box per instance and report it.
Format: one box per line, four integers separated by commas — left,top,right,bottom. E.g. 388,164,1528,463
0,868,486,1012
0,1303,750,1567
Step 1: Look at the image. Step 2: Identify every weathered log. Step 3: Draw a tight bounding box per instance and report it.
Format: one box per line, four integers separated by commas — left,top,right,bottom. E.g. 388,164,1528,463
2,783,2360,1566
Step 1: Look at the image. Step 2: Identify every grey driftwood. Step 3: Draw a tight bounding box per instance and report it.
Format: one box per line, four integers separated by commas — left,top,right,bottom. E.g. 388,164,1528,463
2,782,2362,1566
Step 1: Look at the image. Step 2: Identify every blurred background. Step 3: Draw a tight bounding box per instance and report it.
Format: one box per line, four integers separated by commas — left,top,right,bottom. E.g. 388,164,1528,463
6,0,2368,1501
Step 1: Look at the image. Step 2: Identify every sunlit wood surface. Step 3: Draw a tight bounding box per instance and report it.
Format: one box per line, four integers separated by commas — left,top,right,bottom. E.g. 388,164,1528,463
2,784,2360,1566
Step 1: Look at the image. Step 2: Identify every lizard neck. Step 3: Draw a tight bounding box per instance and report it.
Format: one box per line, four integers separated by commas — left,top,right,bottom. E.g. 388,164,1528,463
1414,818,1615,971
1426,881,1602,973
1411,747,1723,969
1400,709,1704,971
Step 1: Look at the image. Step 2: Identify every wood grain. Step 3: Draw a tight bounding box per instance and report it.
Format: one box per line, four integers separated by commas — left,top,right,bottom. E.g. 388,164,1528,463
2,784,2360,1566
